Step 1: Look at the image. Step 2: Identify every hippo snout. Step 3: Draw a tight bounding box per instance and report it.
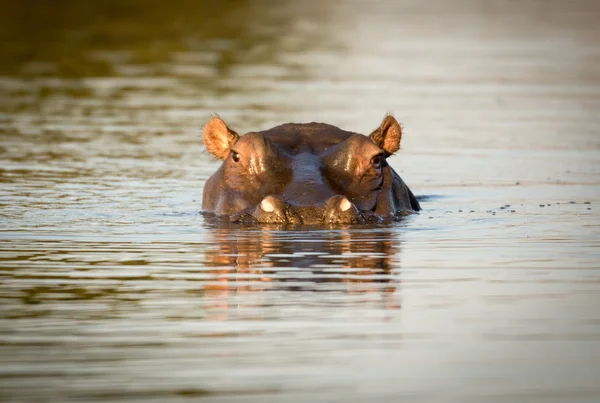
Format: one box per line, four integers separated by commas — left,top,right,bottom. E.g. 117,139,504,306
231,195,368,225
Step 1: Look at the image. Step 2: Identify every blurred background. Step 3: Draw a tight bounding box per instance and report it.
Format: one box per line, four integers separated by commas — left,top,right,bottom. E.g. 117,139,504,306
1,0,599,402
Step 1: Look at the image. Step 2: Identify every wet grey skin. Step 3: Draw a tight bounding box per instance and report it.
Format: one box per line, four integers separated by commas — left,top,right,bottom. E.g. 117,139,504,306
201,115,420,225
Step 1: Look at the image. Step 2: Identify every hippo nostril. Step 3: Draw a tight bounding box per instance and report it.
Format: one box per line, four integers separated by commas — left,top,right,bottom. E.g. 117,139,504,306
323,195,364,224
339,197,352,212
254,195,302,224
325,195,354,211
260,197,276,212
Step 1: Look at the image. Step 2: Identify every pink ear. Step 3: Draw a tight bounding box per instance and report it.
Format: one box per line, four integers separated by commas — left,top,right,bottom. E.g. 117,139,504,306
202,117,239,160
369,115,402,156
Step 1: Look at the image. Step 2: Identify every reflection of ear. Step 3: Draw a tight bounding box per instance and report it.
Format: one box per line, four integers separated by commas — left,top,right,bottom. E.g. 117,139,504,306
369,115,402,156
202,117,240,160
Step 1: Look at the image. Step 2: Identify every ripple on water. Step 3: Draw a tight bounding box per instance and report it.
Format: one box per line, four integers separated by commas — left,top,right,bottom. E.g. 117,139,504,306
1,0,600,402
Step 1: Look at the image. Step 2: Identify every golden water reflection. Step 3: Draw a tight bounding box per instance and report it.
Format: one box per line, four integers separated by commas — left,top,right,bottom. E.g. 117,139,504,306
202,225,402,315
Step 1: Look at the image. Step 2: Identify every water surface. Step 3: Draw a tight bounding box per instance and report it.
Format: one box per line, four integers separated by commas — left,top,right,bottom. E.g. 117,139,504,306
1,0,600,401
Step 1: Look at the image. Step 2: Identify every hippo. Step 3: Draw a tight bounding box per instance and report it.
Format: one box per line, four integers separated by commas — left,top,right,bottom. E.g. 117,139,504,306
201,115,420,224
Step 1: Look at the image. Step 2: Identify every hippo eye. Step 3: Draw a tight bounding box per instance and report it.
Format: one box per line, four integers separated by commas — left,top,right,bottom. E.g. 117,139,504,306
371,155,382,167
231,151,240,162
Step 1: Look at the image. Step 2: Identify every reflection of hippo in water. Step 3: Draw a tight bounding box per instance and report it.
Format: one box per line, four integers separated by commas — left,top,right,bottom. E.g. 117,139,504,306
202,115,420,224
203,225,401,307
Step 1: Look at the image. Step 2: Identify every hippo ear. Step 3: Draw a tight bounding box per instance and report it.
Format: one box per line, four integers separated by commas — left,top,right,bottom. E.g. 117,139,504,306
369,115,402,156
202,117,240,160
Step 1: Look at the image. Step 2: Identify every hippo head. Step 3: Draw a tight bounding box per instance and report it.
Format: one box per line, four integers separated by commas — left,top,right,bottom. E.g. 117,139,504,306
201,115,420,225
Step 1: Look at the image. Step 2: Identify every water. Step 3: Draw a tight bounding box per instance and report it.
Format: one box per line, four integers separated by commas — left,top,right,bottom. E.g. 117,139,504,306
1,0,600,401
